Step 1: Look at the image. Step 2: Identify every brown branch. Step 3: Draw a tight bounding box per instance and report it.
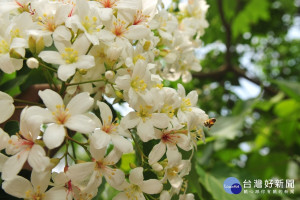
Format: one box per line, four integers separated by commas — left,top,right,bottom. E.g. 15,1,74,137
231,66,278,95
193,65,228,79
217,0,232,68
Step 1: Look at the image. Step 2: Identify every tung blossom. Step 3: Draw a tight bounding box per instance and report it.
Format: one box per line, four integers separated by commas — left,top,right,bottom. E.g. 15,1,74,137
39,31,95,81
113,167,163,200
29,89,96,149
1,107,50,180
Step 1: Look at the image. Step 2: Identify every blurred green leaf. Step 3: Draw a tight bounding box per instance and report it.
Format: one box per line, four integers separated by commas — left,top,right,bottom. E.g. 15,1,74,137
273,99,300,117
272,80,300,101
120,153,135,173
196,165,257,200
232,0,270,38
4,121,19,136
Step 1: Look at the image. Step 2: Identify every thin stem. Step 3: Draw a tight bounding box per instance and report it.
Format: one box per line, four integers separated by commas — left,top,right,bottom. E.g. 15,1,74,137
38,61,57,72
66,135,88,146
14,99,44,106
71,141,77,160
66,78,105,87
15,106,27,109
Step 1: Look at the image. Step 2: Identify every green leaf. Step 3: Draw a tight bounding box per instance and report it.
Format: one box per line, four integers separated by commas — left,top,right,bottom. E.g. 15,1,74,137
272,80,300,101
196,165,257,200
120,153,135,173
4,121,19,136
232,0,270,38
210,116,244,140
273,99,300,117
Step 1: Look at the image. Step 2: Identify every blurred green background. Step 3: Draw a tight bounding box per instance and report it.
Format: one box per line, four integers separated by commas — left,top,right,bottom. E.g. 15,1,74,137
167,0,300,199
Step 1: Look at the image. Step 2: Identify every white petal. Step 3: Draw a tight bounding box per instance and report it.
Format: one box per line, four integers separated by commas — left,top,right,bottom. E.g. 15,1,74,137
166,145,182,166
140,179,163,194
67,162,95,186
38,89,64,112
111,135,133,154
2,176,32,198
90,129,111,150
98,8,112,21
75,55,95,69
28,145,50,172
73,34,91,55
104,168,125,187
129,167,144,185
187,91,198,106
0,129,10,150
57,64,76,81
148,142,166,165
169,175,182,189
39,51,64,64
177,84,186,97
67,92,94,115
151,113,169,128
104,148,122,164
0,153,8,172
121,112,140,129
65,114,96,134
90,144,106,161
97,101,113,123
137,120,154,142
31,170,51,193
0,92,14,123
45,187,68,200
125,25,150,40
1,150,29,180
43,124,66,149
113,192,127,200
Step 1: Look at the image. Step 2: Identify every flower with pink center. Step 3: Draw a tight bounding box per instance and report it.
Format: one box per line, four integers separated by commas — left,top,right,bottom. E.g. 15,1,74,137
28,89,96,149
90,101,133,153
148,127,191,166
1,107,50,180
67,146,125,192
97,0,119,8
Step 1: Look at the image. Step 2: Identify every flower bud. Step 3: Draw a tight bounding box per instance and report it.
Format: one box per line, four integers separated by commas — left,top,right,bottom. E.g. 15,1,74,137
152,163,163,171
105,70,115,80
9,49,23,59
115,90,123,99
26,57,39,69
78,69,87,75
129,163,137,169
50,158,60,167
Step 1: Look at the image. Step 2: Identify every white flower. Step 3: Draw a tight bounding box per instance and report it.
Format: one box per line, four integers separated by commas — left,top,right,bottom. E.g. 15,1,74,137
67,146,125,192
1,107,50,180
162,160,191,190
0,91,14,123
30,89,96,149
66,0,103,45
26,57,39,69
113,167,163,200
121,103,169,142
90,101,133,153
39,32,95,81
115,59,152,106
148,127,191,165
2,170,68,200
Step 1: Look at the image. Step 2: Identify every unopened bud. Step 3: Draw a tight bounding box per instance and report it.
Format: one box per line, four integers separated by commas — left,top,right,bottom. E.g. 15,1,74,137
28,36,36,54
152,163,163,171
78,69,87,75
36,37,45,54
115,90,123,99
143,41,151,51
9,49,23,59
129,163,137,169
50,158,60,167
105,70,115,80
26,57,39,69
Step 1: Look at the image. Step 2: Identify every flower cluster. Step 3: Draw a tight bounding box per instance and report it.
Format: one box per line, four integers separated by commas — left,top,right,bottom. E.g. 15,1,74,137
0,0,209,199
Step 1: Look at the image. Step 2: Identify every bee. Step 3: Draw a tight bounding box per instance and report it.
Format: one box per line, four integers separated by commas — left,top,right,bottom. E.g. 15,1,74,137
204,118,216,128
